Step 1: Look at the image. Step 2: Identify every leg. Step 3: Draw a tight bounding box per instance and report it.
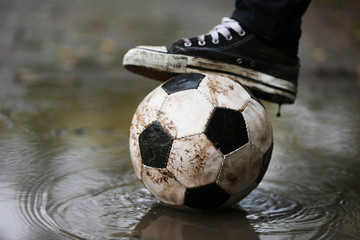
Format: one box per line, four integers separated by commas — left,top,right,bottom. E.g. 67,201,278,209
232,0,312,54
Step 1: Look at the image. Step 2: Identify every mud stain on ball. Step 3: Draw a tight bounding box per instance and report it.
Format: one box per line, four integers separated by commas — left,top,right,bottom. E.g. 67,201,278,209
141,166,186,206
167,134,224,188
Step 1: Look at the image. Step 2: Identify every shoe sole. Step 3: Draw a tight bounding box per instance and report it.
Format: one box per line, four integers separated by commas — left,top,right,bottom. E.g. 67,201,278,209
123,46,297,104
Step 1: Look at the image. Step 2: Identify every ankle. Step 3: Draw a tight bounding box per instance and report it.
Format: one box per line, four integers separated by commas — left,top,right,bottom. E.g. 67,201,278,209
230,18,299,57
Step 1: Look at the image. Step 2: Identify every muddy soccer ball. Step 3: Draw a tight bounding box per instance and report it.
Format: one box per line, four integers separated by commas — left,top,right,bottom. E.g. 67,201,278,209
129,73,273,210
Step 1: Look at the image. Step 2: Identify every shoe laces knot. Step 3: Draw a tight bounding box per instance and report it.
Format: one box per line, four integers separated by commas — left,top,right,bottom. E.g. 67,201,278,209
184,17,245,47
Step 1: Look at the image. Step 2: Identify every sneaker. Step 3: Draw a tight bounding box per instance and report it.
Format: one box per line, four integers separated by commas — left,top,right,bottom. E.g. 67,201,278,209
123,17,300,104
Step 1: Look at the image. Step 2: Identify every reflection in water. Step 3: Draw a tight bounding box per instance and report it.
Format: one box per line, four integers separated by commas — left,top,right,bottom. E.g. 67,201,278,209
132,206,258,240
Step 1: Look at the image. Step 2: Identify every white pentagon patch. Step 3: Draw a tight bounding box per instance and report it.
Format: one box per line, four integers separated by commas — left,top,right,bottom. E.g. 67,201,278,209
167,134,224,188
158,89,213,139
243,99,273,153
129,128,142,180
131,87,168,135
141,166,186,206
217,143,263,195
197,74,250,111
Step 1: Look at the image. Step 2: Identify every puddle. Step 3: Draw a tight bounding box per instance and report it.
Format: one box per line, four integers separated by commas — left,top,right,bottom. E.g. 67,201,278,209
0,0,359,239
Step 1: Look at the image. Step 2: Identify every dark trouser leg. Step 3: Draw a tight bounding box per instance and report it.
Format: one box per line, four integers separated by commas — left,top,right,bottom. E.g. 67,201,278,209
231,0,311,54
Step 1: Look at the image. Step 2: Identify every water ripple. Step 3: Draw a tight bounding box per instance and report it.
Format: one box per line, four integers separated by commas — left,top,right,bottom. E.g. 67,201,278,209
16,167,156,239
240,188,343,239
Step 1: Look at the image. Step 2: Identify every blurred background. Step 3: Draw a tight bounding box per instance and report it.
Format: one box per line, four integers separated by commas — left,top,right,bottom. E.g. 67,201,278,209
0,0,359,239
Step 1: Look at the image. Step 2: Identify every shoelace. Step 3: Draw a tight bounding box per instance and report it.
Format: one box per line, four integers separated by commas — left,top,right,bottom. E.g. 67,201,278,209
184,17,245,47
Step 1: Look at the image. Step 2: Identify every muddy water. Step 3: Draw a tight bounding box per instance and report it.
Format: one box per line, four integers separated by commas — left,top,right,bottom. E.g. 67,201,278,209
1,0,360,239
1,74,359,240
0,74,360,239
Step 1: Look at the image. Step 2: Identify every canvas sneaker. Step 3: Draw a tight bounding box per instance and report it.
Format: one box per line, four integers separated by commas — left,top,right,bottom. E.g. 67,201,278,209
123,17,300,104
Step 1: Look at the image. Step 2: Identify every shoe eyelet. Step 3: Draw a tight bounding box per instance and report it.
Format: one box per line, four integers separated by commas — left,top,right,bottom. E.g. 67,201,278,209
226,35,233,41
184,42,192,47
239,30,246,36
212,39,219,44
198,40,206,46
236,58,243,64
250,60,256,67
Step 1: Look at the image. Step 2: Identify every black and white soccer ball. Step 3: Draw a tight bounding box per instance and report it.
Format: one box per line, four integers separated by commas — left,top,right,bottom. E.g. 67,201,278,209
129,73,273,210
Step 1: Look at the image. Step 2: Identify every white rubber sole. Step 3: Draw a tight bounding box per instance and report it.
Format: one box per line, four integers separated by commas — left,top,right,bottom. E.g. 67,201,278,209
123,46,297,104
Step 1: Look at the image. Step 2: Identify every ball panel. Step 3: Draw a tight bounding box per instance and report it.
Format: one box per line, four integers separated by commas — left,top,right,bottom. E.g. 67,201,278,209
184,183,230,210
139,121,173,168
205,107,249,155
167,134,224,188
198,74,250,111
142,166,186,206
131,87,168,135
158,89,213,139
129,128,142,179
255,142,273,184
161,73,205,95
239,81,265,108
243,99,273,154
220,183,258,208
217,144,263,195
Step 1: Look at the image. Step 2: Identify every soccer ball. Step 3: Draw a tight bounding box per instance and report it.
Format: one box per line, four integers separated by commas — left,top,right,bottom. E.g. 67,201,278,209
129,73,273,210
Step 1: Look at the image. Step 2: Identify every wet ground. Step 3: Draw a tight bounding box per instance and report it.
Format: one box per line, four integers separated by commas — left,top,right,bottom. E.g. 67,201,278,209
0,0,360,239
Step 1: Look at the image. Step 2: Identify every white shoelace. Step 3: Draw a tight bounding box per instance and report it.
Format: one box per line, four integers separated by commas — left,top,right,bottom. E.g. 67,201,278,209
184,17,245,47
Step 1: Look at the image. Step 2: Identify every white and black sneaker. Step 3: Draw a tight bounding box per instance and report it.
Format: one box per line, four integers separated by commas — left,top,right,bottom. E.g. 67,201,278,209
123,17,300,104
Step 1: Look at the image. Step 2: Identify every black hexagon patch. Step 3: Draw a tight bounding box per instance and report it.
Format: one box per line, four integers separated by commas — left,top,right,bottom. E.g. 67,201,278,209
184,183,230,210
161,73,205,95
256,142,273,183
139,121,173,168
205,108,249,155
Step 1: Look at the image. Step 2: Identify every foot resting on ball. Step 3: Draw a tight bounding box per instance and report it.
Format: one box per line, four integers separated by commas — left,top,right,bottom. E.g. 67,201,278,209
123,17,300,104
